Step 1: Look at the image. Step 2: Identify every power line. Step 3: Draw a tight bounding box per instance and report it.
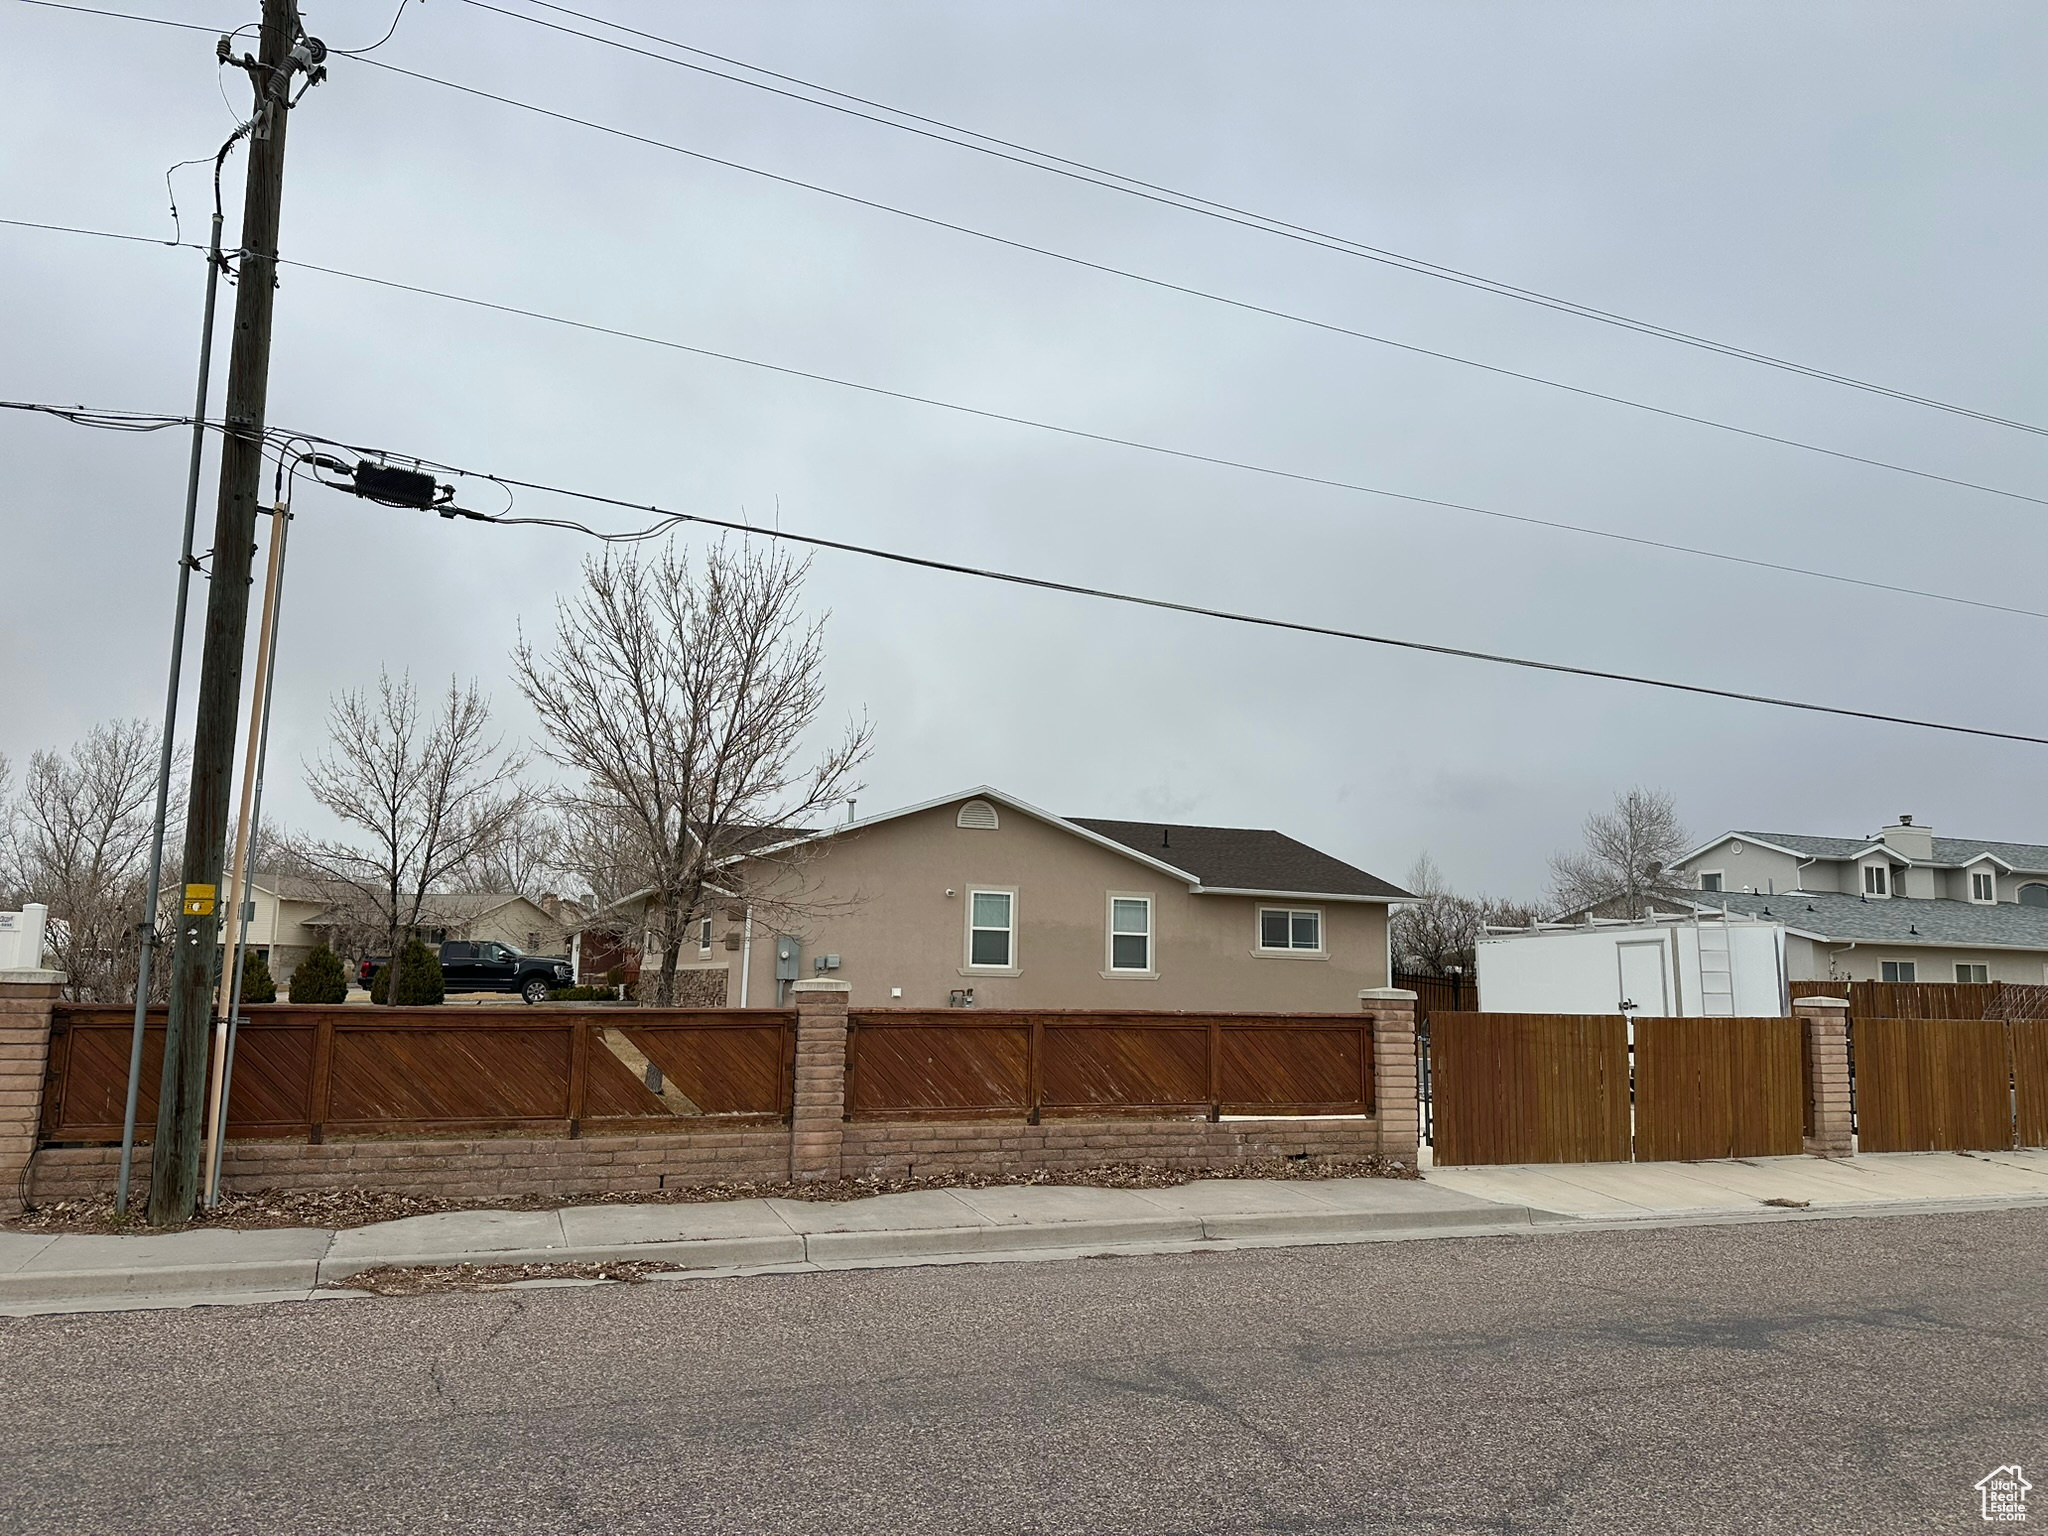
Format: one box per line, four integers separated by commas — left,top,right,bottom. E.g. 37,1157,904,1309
338,52,2048,514
9,394,2046,744
466,0,2048,442
19,0,2048,510
9,214,2048,627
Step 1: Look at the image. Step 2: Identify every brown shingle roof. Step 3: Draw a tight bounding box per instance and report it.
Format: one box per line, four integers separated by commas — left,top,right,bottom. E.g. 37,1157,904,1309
1069,820,1410,900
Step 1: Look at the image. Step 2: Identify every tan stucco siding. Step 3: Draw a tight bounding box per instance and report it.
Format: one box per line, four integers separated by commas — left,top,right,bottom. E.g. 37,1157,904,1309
724,801,1389,1010
1808,944,2048,985
1682,840,1806,896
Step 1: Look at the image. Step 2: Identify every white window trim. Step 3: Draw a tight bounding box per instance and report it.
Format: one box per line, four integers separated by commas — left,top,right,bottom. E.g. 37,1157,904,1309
1103,891,1157,978
697,917,714,955
1254,905,1327,959
1881,959,1917,983
1969,868,1998,905
1697,870,1725,893
1956,962,1990,984
962,886,1020,975
1862,862,1891,899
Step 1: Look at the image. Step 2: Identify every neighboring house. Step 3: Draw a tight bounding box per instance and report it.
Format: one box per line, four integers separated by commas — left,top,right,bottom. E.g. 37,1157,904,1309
1666,814,2048,984
573,786,1411,1010
303,889,571,969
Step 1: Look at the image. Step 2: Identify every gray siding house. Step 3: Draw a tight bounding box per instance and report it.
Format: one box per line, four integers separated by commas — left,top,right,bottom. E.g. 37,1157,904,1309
1671,816,2048,984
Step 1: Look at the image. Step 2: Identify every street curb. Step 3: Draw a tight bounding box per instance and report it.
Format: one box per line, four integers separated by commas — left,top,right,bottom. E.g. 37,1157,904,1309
9,1193,2043,1313
0,1258,322,1303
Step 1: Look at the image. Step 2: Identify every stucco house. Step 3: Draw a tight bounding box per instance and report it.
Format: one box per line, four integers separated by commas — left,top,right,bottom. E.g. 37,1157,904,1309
576,786,1410,1010
1670,815,2048,984
176,875,571,983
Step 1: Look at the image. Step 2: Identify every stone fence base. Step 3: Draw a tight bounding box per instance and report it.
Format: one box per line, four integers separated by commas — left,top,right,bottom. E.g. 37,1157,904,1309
27,1114,1388,1204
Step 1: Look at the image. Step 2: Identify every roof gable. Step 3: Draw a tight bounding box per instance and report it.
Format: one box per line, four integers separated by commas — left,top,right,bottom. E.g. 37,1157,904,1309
1069,819,1409,900
729,785,1408,901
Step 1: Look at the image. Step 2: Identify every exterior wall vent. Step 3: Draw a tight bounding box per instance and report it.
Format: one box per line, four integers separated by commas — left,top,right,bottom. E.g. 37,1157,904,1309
957,799,1000,831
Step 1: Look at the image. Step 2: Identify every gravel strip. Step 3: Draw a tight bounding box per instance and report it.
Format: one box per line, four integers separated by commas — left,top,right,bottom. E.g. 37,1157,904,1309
331,1260,685,1296
9,1155,1416,1236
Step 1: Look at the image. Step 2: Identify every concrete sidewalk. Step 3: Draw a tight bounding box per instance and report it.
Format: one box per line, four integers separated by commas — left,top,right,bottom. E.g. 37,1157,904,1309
1426,1147,2048,1218
0,1177,1529,1315
7,1151,2046,1316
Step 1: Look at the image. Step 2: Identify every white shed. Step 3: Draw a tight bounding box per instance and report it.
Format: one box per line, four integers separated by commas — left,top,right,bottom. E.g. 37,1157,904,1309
1476,912,1795,1017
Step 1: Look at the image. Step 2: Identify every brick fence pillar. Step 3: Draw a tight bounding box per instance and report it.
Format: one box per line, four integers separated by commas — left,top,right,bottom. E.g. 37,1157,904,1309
1796,995,1853,1158
789,980,851,1181
0,970,65,1213
1361,987,1420,1165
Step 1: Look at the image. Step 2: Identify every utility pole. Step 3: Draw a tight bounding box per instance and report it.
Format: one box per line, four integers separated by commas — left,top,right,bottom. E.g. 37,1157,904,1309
149,0,322,1225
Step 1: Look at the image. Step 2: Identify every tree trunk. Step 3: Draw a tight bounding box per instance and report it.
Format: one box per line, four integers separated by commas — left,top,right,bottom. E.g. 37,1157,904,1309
652,893,681,1006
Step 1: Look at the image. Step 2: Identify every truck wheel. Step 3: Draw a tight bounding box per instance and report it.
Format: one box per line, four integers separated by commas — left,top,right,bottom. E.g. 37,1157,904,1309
521,977,552,1006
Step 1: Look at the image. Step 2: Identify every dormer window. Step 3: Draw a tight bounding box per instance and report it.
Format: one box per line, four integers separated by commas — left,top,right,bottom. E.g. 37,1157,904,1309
1863,864,1889,898
1971,870,1997,904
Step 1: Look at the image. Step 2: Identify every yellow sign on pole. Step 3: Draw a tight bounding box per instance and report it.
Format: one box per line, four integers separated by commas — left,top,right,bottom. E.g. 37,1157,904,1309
183,883,217,916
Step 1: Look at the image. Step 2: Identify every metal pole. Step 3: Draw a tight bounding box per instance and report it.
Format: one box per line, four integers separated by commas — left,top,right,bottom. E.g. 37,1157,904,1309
206,506,291,1206
201,501,286,1205
115,209,225,1217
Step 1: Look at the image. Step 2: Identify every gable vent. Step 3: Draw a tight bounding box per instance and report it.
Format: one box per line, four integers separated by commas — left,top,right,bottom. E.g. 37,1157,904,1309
957,799,1000,831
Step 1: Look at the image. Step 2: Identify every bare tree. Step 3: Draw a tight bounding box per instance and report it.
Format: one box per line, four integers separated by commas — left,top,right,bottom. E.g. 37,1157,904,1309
455,799,564,901
1391,853,1541,975
7,720,174,1001
1547,787,1691,919
299,671,530,985
515,539,872,1005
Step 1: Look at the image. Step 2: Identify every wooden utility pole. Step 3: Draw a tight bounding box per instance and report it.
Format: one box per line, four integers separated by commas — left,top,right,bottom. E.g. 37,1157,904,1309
150,0,311,1225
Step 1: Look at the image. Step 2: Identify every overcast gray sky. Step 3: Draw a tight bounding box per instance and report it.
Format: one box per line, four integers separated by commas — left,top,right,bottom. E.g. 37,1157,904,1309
4,0,2045,900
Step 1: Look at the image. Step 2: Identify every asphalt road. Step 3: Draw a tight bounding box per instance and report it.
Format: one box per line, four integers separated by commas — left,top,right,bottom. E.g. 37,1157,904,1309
6,1209,2044,1534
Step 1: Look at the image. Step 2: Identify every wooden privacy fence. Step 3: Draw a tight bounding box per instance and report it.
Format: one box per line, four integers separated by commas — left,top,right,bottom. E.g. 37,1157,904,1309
38,1005,795,1144
844,1010,1374,1120
1429,1012,1804,1166
1632,1017,1803,1162
1852,1016,2048,1153
1789,979,2048,1021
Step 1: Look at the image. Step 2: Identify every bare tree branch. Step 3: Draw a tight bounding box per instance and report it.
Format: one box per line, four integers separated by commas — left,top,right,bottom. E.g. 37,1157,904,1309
515,539,872,1004
6,720,175,1001
299,670,529,985
1546,787,1691,919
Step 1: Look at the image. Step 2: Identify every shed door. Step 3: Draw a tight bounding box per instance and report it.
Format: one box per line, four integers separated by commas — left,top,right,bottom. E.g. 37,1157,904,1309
1617,941,1670,1016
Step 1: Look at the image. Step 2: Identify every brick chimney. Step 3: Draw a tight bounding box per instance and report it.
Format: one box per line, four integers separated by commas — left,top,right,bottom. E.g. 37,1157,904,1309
540,891,562,921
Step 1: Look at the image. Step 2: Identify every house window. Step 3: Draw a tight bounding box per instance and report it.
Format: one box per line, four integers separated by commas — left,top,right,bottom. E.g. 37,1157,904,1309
698,918,713,954
1863,865,1889,897
1957,963,1989,984
967,890,1014,968
1699,872,1724,893
1109,896,1152,972
1258,907,1322,953
2024,884,2048,909
1972,871,1996,903
1881,960,1917,983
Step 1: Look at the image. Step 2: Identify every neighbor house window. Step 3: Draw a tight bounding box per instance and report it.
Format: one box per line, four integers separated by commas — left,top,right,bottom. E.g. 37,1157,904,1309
1972,871,1996,903
1863,865,1889,897
1258,907,1322,952
1109,896,1152,972
698,918,713,954
1957,963,1989,984
1699,872,1724,893
968,890,1014,968
1881,960,1917,983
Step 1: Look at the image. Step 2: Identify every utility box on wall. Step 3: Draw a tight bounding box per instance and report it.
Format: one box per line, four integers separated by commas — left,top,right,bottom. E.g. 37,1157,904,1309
774,936,800,982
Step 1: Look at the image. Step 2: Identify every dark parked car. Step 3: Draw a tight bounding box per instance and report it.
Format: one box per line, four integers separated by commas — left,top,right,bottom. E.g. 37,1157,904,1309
357,941,574,1004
